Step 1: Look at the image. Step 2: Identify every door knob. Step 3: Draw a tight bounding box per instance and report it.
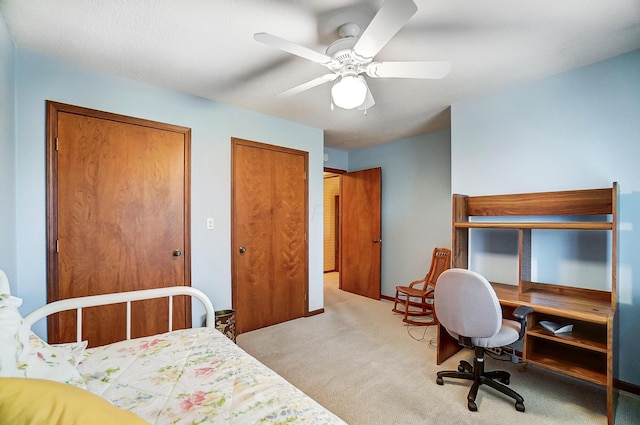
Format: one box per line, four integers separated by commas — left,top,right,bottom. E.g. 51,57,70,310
239,246,246,254
373,239,382,243
173,250,182,257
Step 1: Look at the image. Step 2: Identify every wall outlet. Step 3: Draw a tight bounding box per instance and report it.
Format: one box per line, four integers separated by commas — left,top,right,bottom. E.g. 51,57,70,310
486,347,502,356
206,218,214,229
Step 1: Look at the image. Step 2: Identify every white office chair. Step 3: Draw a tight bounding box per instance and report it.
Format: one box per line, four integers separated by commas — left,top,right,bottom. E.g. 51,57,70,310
434,268,533,412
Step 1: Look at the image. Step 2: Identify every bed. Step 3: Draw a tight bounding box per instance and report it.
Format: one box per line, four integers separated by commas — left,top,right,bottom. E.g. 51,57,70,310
0,276,347,425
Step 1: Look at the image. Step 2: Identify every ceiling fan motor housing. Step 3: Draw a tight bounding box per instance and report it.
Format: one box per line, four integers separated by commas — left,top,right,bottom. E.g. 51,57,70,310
326,37,361,61
325,35,372,78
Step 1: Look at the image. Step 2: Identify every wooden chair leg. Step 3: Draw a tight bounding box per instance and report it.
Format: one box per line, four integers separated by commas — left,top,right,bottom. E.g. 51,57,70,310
403,296,410,323
393,292,437,327
392,291,401,313
393,291,409,315
402,296,437,326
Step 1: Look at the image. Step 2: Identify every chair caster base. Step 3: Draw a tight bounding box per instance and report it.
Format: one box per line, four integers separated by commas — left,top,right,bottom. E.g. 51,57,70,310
436,353,526,413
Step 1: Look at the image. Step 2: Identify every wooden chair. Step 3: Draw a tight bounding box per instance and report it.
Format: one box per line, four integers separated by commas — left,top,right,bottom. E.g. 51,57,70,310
392,247,451,326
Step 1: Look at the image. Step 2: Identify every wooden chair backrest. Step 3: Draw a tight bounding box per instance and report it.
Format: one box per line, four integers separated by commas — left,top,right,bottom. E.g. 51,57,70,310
425,248,452,288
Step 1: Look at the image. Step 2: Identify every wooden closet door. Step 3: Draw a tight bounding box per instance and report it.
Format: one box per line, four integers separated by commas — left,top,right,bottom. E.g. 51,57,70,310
47,102,191,347
232,138,308,334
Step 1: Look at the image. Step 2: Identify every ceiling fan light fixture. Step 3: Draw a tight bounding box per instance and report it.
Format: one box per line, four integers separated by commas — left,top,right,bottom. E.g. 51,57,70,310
331,75,367,110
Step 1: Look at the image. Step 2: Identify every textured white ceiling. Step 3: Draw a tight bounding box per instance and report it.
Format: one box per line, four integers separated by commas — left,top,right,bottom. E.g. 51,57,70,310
2,0,639,150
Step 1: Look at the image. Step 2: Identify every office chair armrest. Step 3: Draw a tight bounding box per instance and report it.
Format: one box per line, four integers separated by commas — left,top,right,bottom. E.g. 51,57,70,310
512,305,534,340
512,305,533,320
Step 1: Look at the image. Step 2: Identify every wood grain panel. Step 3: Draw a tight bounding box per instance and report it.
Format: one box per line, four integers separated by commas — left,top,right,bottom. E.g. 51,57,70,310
47,102,191,346
272,150,306,322
466,187,613,216
340,168,381,299
234,143,270,329
232,138,308,334
451,194,468,269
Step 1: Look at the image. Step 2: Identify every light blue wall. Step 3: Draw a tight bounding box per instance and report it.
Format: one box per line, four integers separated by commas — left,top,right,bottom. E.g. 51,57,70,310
11,48,326,335
0,12,16,291
323,147,348,170
451,49,640,385
349,130,451,297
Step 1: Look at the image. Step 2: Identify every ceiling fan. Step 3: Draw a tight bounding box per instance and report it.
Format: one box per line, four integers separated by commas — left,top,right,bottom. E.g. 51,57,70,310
254,0,451,111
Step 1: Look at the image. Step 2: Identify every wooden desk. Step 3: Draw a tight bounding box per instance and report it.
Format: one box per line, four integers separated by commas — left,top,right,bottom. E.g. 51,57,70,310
447,184,618,424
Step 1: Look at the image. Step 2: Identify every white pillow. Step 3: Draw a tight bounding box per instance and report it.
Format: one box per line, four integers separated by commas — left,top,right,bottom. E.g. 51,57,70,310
0,269,10,295
0,291,86,387
19,332,87,388
51,340,89,367
0,295,29,378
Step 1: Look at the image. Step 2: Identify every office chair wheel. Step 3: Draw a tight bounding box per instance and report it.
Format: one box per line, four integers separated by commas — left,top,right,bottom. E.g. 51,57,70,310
457,364,466,372
515,401,525,412
467,400,477,412
436,376,444,385
500,377,510,385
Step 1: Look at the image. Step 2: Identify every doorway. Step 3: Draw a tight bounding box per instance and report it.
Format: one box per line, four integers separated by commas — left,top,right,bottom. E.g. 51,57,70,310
324,169,343,296
324,167,382,300
323,170,342,274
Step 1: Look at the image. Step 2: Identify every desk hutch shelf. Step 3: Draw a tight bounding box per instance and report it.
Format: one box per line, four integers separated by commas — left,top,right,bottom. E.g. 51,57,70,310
437,183,618,424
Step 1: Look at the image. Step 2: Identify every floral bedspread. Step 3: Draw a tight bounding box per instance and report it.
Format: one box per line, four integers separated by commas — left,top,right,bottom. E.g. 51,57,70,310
78,327,346,425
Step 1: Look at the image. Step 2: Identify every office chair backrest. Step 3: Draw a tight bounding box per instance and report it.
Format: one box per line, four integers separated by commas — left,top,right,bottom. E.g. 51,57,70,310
434,269,502,339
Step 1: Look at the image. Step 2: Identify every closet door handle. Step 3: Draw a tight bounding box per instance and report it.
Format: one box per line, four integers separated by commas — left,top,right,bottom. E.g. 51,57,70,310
373,239,382,243
239,246,247,254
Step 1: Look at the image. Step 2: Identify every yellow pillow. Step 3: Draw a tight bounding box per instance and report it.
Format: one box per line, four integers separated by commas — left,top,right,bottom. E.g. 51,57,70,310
0,378,148,425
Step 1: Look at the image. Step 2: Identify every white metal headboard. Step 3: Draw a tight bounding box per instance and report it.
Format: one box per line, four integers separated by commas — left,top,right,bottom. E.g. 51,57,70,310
23,286,216,343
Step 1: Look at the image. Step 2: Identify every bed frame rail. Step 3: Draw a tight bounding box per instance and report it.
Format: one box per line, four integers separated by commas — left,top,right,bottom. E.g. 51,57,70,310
23,286,216,342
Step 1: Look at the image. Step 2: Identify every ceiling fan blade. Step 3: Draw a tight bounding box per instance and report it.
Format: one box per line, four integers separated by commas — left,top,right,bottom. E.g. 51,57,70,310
357,85,376,111
366,61,452,79
352,0,417,60
277,74,338,97
254,33,338,67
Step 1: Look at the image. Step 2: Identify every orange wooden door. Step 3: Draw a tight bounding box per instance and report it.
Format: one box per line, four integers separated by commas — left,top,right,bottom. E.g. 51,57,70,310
340,167,382,299
232,138,308,334
46,102,191,346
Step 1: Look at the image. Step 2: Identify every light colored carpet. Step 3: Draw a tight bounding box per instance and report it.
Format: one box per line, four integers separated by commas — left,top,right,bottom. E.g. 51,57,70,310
237,273,635,425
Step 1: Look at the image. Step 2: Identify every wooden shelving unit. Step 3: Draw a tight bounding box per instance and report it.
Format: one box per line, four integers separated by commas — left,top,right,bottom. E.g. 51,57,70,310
438,183,618,424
